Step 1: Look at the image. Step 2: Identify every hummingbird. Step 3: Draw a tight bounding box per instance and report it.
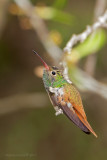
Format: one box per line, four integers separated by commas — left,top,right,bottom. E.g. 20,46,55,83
33,50,97,138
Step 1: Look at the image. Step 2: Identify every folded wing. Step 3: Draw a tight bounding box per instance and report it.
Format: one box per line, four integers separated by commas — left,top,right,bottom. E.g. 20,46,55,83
49,92,90,134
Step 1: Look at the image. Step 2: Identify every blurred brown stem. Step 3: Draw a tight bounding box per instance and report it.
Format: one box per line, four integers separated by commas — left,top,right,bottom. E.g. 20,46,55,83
0,0,10,38
70,67,107,100
14,0,62,63
0,93,49,115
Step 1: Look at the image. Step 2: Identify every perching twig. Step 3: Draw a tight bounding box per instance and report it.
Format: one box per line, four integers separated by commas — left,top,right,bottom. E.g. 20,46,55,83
64,10,107,54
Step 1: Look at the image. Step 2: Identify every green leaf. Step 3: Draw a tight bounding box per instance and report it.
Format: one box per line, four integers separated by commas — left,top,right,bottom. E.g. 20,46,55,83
52,8,74,25
36,6,75,25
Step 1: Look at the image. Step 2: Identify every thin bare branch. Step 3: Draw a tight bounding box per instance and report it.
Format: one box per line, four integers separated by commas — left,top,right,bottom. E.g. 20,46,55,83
64,10,107,53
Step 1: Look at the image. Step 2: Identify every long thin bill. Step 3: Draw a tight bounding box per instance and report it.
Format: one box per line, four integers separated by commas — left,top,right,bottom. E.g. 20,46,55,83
33,50,49,70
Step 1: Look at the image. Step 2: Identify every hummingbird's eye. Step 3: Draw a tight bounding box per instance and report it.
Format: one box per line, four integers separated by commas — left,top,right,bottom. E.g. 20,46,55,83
51,71,56,76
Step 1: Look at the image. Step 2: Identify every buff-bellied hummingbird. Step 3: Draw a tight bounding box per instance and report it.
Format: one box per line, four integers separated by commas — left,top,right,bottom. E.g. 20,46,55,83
33,50,97,138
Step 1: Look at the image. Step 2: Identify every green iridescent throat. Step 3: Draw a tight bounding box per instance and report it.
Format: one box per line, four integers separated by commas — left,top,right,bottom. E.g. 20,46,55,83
52,79,67,88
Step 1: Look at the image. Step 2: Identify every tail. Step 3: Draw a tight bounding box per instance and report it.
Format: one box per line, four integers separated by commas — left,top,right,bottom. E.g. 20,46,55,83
75,110,98,138
59,103,91,134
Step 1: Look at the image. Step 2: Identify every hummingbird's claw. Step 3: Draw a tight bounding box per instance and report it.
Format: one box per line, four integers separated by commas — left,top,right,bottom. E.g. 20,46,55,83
55,108,63,116
54,106,63,116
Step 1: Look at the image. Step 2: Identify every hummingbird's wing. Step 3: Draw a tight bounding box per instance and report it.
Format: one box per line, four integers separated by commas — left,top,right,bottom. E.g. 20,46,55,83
63,84,97,137
48,92,90,134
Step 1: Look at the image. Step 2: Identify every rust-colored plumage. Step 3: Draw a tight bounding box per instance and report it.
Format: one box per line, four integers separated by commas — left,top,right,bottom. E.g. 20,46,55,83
63,84,97,137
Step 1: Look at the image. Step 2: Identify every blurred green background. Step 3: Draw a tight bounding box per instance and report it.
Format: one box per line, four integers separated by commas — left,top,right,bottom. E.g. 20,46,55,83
0,0,107,160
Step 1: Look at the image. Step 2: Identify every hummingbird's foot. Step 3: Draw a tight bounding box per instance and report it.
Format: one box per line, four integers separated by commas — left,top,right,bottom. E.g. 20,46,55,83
54,106,63,116
49,87,58,93
55,108,63,116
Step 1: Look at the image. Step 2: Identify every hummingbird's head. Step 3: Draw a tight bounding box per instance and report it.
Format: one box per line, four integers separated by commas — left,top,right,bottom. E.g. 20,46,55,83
43,65,65,88
33,50,66,89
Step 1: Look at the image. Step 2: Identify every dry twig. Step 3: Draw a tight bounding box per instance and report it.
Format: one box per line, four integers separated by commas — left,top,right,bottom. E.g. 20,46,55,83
64,10,107,53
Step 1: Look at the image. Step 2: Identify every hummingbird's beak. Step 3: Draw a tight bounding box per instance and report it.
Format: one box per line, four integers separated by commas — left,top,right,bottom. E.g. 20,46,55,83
33,50,49,70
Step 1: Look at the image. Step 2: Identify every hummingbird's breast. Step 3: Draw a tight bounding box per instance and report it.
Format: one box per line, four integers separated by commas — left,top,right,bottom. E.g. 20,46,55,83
51,87,73,110
56,87,74,110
